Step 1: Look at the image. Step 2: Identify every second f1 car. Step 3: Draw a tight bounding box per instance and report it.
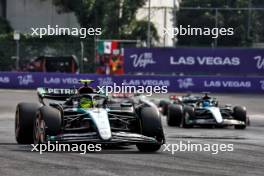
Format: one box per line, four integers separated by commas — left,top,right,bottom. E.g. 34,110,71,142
160,93,250,129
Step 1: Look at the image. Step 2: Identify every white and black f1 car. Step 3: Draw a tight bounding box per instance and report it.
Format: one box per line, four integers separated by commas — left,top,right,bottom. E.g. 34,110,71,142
15,80,165,152
160,93,249,129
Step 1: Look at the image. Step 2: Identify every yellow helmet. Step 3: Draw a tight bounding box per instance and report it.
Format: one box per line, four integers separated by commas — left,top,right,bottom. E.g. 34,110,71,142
79,97,93,109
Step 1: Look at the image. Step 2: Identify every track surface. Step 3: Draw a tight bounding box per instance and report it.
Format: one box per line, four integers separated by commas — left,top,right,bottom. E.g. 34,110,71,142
0,90,263,176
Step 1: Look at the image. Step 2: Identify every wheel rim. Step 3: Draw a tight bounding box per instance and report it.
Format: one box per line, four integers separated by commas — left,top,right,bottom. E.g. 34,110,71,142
181,112,189,127
34,114,46,144
34,116,40,144
39,120,46,143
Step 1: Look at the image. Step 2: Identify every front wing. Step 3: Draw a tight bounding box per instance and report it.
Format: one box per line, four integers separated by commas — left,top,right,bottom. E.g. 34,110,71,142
187,118,245,126
47,132,161,144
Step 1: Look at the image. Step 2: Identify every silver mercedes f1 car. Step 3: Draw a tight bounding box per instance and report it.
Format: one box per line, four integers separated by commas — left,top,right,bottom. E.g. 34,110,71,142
15,80,165,152
160,93,249,129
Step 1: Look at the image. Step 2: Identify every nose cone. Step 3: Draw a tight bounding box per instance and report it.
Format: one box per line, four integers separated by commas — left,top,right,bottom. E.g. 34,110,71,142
206,107,223,123
88,109,112,140
98,129,112,140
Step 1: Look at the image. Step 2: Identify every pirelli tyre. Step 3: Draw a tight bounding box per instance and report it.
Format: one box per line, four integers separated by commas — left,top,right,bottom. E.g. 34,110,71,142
159,100,170,116
136,107,164,152
182,106,194,128
33,106,61,144
167,104,184,127
233,106,247,129
15,103,42,144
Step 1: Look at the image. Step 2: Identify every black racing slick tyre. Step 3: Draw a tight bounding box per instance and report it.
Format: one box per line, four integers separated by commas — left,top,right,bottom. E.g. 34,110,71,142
15,103,42,144
136,107,164,152
182,106,194,128
167,104,184,127
33,106,61,144
160,101,170,116
233,106,247,129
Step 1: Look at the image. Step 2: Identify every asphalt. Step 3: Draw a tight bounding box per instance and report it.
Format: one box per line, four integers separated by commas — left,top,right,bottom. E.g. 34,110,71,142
0,90,263,176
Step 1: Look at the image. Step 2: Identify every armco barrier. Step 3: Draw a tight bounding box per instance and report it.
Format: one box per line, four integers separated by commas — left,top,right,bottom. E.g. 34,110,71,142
124,48,264,75
0,72,264,93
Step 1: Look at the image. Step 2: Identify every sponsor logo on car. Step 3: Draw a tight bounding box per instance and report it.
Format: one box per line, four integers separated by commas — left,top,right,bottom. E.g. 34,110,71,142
47,88,77,94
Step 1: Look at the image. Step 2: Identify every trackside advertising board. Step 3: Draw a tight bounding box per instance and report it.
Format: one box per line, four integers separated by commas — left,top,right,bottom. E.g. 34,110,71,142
124,48,264,75
0,72,264,93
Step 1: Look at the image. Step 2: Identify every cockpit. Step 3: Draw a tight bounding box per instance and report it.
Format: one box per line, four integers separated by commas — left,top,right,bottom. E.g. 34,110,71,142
66,94,107,109
200,98,218,107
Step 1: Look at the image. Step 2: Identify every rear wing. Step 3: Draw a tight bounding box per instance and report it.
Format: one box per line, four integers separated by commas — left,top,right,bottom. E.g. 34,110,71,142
37,88,77,103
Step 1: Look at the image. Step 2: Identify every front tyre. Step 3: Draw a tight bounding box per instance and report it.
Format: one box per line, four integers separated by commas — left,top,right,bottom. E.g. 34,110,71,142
136,143,162,153
182,106,194,128
233,106,247,129
159,101,170,116
136,107,164,152
33,106,61,144
167,104,184,127
15,103,42,144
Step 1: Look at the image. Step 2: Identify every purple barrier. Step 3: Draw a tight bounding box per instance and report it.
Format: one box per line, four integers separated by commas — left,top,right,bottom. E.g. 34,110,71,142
0,72,264,93
124,48,264,75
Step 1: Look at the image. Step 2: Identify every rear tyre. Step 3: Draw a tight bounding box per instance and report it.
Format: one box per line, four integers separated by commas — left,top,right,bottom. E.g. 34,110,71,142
167,104,183,127
233,106,247,129
160,101,170,116
33,106,61,144
136,107,164,152
15,103,42,144
182,106,194,128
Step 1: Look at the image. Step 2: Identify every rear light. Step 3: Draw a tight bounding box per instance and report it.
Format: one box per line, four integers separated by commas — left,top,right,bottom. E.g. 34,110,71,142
170,95,177,100
112,93,122,98
112,93,133,98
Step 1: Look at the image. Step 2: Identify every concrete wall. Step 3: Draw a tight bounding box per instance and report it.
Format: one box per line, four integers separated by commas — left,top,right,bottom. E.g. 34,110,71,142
6,0,79,33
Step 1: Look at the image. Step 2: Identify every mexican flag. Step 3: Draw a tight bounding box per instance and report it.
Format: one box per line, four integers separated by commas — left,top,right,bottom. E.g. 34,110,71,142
97,41,118,54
